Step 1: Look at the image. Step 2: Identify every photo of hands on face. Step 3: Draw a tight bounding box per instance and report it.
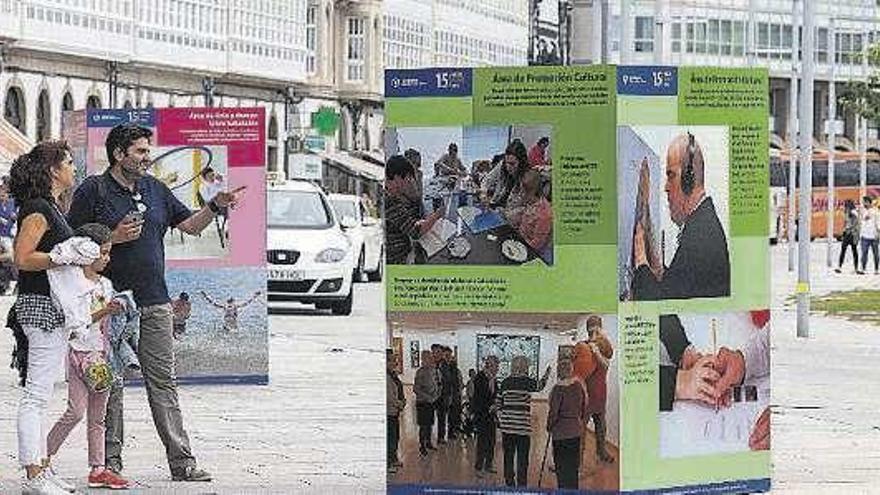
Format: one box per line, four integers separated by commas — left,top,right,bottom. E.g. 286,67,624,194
659,312,770,456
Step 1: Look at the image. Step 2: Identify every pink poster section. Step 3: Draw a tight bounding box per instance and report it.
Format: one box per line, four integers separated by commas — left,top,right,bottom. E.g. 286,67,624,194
64,107,268,385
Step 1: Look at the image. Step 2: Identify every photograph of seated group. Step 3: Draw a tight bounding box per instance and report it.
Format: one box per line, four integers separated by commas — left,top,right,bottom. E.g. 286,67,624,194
387,312,619,492
384,126,554,266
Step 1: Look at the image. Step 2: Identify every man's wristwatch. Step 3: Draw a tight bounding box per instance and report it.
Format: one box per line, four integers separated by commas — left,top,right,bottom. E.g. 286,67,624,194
207,199,221,214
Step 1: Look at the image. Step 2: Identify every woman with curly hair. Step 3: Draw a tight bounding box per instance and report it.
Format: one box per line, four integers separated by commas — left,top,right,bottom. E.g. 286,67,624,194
480,140,530,208
9,140,78,495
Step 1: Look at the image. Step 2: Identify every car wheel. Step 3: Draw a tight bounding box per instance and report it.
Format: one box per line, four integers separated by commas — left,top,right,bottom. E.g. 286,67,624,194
354,250,365,283
331,291,353,316
367,247,384,282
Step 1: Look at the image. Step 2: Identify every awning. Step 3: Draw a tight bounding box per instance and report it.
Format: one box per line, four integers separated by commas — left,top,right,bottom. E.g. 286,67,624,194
769,133,785,150
353,150,385,166
319,150,384,182
0,118,31,176
835,136,855,152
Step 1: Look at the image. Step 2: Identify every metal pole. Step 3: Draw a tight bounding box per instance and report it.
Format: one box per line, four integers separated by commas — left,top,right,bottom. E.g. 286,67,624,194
655,0,668,65
747,0,757,67
827,18,836,268
528,1,537,63
601,0,610,63
797,0,815,339
621,0,631,64
788,0,799,272
558,1,564,65
562,0,573,65
0,42,6,79
861,117,868,200
861,27,869,200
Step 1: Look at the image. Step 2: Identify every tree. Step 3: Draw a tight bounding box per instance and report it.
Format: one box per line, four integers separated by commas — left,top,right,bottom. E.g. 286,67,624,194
838,44,880,123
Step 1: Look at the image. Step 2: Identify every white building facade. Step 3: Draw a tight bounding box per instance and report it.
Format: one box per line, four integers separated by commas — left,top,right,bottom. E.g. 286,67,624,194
383,0,529,70
572,0,880,150
0,0,384,194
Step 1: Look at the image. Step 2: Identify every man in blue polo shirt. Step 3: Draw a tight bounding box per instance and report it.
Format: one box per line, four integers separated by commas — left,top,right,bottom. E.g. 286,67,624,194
68,123,245,482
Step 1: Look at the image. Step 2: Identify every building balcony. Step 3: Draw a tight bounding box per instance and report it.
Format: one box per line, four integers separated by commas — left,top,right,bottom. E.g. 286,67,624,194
1,1,309,85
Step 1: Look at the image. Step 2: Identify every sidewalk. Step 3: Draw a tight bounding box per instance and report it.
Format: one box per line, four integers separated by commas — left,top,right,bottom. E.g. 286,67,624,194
0,285,386,494
770,242,880,493
0,243,879,493
770,240,880,308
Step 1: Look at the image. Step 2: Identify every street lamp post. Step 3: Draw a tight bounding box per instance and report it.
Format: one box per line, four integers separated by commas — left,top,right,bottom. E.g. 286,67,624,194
0,42,6,78
860,25,869,201
529,0,539,63
797,0,816,338
281,87,303,178
827,18,837,268
558,0,571,65
621,0,631,64
601,0,609,63
788,1,799,272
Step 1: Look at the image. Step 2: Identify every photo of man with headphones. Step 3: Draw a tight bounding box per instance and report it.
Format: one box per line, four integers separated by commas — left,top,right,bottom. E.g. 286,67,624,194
630,132,731,301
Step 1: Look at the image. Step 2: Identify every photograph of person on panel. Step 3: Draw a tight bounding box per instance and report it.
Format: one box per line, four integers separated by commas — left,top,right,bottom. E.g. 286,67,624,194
625,127,731,301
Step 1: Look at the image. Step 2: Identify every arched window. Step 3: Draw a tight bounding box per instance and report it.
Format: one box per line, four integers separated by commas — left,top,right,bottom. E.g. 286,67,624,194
36,89,51,142
267,114,279,172
61,92,75,131
268,115,279,140
3,87,26,134
62,92,74,112
123,100,133,109
86,95,101,109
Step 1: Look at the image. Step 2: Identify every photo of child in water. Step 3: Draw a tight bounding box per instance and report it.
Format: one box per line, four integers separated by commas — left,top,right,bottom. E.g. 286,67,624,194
199,290,262,332
166,267,267,381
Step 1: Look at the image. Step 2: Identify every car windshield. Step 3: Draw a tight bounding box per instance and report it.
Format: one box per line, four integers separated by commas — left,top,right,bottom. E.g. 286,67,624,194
331,199,358,222
268,190,333,229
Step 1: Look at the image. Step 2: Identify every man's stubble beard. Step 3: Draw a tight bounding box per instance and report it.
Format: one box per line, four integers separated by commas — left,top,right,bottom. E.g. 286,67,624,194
119,157,149,182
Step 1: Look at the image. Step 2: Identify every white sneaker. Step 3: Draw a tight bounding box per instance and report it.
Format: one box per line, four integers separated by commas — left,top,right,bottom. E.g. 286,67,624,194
21,471,70,495
44,465,76,493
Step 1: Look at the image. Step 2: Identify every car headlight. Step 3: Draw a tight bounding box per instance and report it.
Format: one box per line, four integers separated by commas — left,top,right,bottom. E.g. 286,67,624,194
315,248,347,263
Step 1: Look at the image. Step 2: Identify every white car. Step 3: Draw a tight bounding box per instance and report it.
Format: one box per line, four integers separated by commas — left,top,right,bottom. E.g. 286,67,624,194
267,180,356,315
328,193,383,283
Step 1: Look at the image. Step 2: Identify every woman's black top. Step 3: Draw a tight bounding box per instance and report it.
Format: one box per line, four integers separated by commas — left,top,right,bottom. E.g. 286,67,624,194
16,197,74,296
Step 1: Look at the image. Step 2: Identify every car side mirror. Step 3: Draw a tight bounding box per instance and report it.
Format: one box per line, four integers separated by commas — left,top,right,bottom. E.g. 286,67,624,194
362,216,379,227
340,216,358,229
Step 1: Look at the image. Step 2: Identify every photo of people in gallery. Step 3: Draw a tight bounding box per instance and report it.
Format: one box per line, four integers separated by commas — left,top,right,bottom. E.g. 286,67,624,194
384,126,554,266
386,312,619,492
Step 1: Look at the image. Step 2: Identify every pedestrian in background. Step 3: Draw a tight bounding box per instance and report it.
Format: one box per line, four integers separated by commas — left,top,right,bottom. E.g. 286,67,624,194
858,195,879,274
836,199,859,273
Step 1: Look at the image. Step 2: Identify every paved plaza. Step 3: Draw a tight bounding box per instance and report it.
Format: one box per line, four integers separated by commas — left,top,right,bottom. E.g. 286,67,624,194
0,244,879,493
